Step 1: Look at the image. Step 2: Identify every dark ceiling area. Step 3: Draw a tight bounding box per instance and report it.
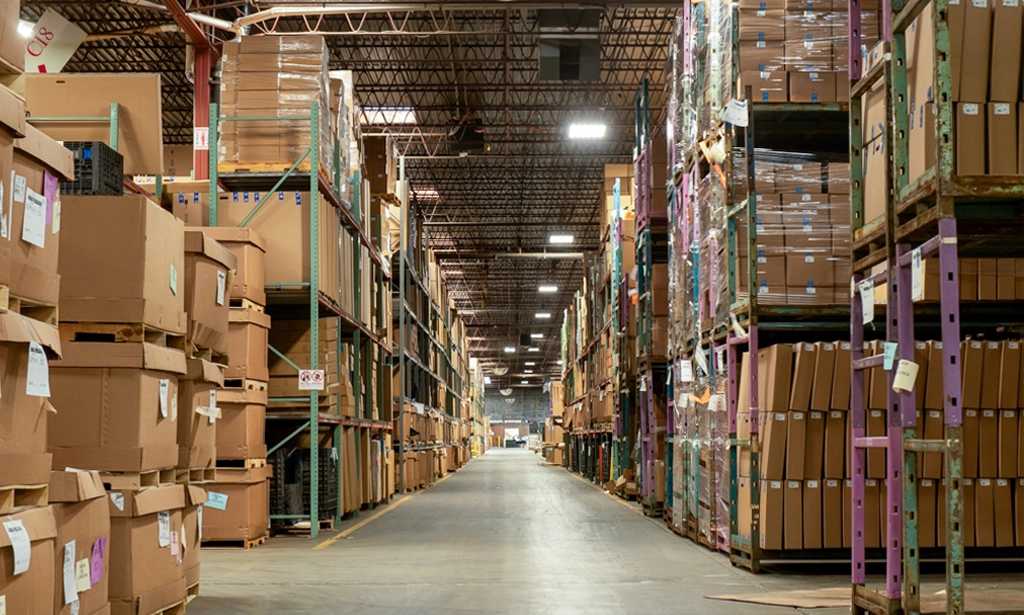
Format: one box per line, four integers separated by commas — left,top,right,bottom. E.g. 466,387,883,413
21,0,671,385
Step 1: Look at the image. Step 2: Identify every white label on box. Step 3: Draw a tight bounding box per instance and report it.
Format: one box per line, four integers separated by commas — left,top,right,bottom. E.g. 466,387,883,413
757,40,766,48
775,413,786,421
159,379,169,418
52,199,60,234
998,479,1009,487
892,360,920,393
757,255,767,264
866,479,877,487
988,341,999,349
963,103,980,115
826,479,838,487
806,286,817,295
793,412,805,420
298,369,326,391
109,492,124,511
884,342,898,370
3,520,30,575
858,279,874,324
807,480,819,488
971,340,982,349
170,264,178,295
911,247,924,301
1006,410,1016,417
12,174,25,203
871,410,883,418
681,360,694,382
788,480,799,488
216,270,226,305
995,103,1011,115
26,341,51,397
831,411,841,418
980,478,991,486
804,254,814,263
770,481,782,489
170,531,179,557
984,409,995,417
63,540,78,604
75,559,91,592
206,492,229,511
71,601,79,615
158,512,171,547
21,188,46,248
922,479,933,487
811,411,822,419
0,596,6,615
967,409,978,417
209,390,218,424
1010,341,1020,349
757,8,766,16
972,0,986,5
930,410,941,419
181,523,187,554
171,396,178,422
197,506,203,542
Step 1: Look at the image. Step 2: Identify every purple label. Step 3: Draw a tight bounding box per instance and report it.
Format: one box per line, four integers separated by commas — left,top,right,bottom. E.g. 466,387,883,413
44,171,59,226
90,537,107,585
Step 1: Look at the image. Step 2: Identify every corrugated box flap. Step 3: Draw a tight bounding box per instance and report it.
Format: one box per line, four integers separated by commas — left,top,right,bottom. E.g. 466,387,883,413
228,308,271,328
49,470,107,502
182,357,225,385
0,85,26,137
56,341,187,374
185,485,208,507
202,226,268,252
0,505,57,545
0,311,62,358
216,387,268,405
184,230,239,271
14,123,75,180
109,484,185,518
212,466,272,484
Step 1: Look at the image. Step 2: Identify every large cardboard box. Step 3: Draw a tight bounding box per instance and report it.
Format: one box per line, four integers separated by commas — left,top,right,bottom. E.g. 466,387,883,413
200,227,268,307
59,195,187,335
201,466,271,543
740,71,788,102
0,312,61,487
182,485,207,596
215,191,340,305
959,0,993,102
108,485,187,615
0,0,24,72
758,343,793,413
964,409,980,478
803,479,823,549
760,411,789,481
989,0,1023,102
804,410,825,479
784,480,803,549
823,410,846,478
786,411,808,479
979,409,998,478
995,478,1014,547
183,230,236,356
24,74,165,176
50,470,111,615
49,343,187,472
919,478,937,548
177,358,224,470
831,342,852,410
226,308,270,382
789,342,817,412
998,409,1018,478
809,342,836,412
988,103,1018,175
0,505,57,614
8,124,75,306
823,478,843,548
956,103,986,176
760,479,785,551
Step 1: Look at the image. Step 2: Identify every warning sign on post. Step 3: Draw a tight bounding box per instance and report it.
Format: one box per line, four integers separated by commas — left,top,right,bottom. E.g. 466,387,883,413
298,370,325,391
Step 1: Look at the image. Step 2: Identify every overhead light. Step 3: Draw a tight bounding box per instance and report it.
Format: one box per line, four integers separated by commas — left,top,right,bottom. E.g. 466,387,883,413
362,106,417,126
538,285,558,293
530,333,544,339
484,376,492,384
535,312,551,319
446,270,463,275
557,360,564,365
469,357,478,369
525,362,536,366
528,347,540,352
17,21,33,38
568,123,607,139
549,234,574,244
521,380,529,384
504,347,516,353
524,370,533,374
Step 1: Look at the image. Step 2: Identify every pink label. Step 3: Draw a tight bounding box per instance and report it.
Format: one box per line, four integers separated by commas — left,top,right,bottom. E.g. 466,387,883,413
90,537,106,585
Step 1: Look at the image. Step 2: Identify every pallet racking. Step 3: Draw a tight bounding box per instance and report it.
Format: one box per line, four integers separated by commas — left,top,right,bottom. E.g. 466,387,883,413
208,101,393,538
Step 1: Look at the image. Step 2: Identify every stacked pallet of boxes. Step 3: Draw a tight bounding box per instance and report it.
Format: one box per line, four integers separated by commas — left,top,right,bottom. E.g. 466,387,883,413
49,470,113,615
0,76,66,613
200,228,272,549
51,191,193,614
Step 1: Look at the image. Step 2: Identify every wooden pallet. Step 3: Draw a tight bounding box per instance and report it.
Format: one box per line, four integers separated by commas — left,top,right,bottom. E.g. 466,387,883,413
59,322,186,351
216,458,267,469
222,378,268,392
151,600,186,615
186,582,201,604
0,483,48,514
0,286,59,325
175,466,216,485
229,297,264,312
272,518,334,536
99,468,176,490
217,159,331,177
202,533,268,550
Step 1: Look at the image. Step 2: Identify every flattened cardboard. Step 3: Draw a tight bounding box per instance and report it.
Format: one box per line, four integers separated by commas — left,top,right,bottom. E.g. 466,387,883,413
789,342,816,412
964,409,980,478
979,409,998,478
226,308,271,381
824,410,846,479
803,479,823,549
997,409,1018,478
831,342,852,410
804,411,825,479
760,479,785,551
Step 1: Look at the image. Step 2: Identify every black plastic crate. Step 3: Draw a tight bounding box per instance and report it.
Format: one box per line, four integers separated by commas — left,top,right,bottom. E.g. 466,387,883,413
61,141,123,196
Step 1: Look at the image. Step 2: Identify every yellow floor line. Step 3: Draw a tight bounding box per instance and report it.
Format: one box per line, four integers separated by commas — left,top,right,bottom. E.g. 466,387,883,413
314,470,457,550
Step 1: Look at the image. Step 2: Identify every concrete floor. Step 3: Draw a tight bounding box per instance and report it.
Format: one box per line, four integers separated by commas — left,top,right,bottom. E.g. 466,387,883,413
188,449,857,614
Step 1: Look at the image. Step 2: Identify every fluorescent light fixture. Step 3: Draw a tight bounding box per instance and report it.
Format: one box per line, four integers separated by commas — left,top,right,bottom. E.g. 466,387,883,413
524,370,533,374
528,347,540,352
521,380,529,384
530,333,543,339
445,270,463,275
469,357,478,369
568,123,607,139
18,21,33,38
484,376,492,384
504,347,516,353
525,362,536,366
557,359,564,365
538,285,558,293
535,312,551,319
549,234,574,244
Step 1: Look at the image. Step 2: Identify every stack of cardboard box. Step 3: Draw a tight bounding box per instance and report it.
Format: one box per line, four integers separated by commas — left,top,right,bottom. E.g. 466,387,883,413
50,470,113,615
198,227,272,548
738,0,879,102
268,318,340,414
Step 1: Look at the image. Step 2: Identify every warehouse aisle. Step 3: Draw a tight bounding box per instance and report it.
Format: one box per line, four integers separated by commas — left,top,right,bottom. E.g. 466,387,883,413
191,449,838,614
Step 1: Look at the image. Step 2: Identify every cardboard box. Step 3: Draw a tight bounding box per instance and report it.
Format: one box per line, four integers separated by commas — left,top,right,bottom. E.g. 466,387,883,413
959,0,992,102
809,342,836,412
201,466,271,543
924,341,945,410
761,411,789,481
741,71,788,102
790,342,817,412
960,258,979,300
760,479,785,551
200,227,268,306
823,478,843,548
964,409,980,478
961,340,984,409
976,477,995,547
832,342,852,410
226,308,271,381
59,196,187,334
956,103,986,176
824,410,846,478
866,410,886,479
1019,412,1024,477
804,410,825,479
921,409,944,479
979,409,999,478
0,313,61,467
24,74,165,176
758,343,793,413
988,104,1019,175
789,72,837,103
1015,479,1024,545
177,358,224,470
0,505,57,614
739,9,786,40
803,479,823,549
867,340,889,410
989,0,1023,101
998,409,1018,478
183,230,237,356
739,41,787,72
786,411,808,479
919,478,937,548
182,485,207,595
49,343,187,472
784,480,803,549
0,0,25,72
51,471,111,615
994,478,1014,547
998,258,1017,301
108,485,187,615
980,340,1001,409
8,124,75,307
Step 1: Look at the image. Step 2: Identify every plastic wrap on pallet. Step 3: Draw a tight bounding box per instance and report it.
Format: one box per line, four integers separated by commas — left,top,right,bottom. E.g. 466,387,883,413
711,391,730,551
